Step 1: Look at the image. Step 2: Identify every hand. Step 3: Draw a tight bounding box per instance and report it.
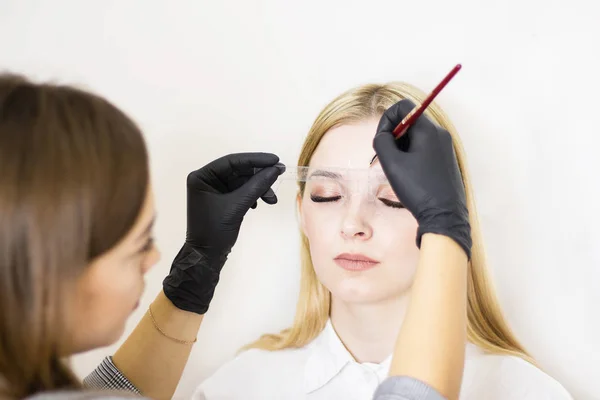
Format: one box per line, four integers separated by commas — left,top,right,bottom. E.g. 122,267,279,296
373,99,472,258
163,152,285,314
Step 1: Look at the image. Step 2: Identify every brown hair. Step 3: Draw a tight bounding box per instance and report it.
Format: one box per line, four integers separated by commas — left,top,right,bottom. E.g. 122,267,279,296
0,73,149,398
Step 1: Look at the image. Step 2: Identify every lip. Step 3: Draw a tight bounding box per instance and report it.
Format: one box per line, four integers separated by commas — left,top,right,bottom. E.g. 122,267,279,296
334,253,380,271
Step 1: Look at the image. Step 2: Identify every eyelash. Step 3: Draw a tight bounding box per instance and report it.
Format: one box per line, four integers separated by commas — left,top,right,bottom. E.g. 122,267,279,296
140,237,154,253
310,195,341,202
310,194,404,209
378,198,404,209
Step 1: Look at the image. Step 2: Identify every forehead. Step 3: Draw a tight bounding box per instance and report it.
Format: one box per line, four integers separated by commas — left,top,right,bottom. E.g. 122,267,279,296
309,118,381,170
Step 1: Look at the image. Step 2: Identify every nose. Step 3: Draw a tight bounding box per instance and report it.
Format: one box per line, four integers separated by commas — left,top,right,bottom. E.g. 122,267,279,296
340,200,373,240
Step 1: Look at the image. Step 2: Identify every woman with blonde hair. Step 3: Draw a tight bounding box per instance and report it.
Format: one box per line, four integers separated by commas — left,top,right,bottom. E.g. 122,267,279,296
193,82,572,399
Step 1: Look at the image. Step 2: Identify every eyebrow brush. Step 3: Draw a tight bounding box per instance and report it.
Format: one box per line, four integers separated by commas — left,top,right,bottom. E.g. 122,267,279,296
370,63,462,165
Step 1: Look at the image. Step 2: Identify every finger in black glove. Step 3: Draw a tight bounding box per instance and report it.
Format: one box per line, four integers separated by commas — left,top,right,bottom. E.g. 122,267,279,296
163,152,285,314
373,100,472,258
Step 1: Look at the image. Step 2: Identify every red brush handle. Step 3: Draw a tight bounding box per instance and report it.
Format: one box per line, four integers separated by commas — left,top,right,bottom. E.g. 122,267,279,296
392,64,462,138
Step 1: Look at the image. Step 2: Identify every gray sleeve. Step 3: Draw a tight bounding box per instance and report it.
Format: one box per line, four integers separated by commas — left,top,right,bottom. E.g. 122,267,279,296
26,393,145,400
373,376,447,400
82,357,142,395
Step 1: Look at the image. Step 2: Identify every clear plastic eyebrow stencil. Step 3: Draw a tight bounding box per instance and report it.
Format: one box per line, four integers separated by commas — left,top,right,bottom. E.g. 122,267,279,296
254,166,383,182
253,166,402,213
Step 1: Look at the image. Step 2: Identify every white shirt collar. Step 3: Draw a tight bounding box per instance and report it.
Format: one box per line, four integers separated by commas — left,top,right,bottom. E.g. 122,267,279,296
303,319,392,393
303,319,483,394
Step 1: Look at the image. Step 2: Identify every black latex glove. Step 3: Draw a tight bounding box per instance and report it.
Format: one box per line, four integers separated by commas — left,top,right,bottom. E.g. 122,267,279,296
373,99,472,258
163,152,285,314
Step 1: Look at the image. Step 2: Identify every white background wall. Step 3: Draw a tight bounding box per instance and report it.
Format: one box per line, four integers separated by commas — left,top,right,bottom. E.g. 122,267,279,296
1,1,599,399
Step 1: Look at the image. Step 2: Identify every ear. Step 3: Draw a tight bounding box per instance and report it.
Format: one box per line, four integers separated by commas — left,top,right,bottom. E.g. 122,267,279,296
296,192,307,236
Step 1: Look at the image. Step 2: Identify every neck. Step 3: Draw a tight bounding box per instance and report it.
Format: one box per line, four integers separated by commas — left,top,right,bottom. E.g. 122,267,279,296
330,291,410,364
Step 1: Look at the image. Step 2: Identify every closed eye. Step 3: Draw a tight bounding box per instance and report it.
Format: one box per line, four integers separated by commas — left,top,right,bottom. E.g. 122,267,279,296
310,194,342,203
378,198,404,209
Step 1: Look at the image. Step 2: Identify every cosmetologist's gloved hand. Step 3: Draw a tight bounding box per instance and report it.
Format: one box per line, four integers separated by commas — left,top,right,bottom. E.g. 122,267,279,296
373,99,472,258
163,152,285,314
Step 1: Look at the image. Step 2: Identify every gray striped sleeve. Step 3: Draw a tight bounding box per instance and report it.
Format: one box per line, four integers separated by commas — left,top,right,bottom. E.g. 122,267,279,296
82,357,141,395
27,392,145,399
373,376,446,400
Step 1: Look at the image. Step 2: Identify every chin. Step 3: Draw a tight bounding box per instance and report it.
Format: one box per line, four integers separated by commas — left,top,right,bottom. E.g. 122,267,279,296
69,331,121,355
334,292,387,304
329,281,407,304
316,266,410,301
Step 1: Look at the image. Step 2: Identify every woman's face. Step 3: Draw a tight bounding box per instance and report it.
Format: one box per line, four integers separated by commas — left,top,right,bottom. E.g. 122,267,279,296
69,186,160,353
299,118,419,304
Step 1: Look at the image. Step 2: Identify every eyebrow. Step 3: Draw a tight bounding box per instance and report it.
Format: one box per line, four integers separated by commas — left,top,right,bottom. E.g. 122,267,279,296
308,170,342,180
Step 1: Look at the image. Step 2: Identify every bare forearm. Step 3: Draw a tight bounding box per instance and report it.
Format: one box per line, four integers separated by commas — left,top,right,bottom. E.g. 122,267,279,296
112,290,203,400
389,233,468,400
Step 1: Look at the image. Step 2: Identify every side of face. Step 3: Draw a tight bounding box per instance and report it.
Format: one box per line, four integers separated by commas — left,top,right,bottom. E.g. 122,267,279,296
299,118,420,304
68,186,160,353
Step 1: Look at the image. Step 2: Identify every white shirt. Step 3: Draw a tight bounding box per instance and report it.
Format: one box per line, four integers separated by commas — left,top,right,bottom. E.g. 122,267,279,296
192,320,573,400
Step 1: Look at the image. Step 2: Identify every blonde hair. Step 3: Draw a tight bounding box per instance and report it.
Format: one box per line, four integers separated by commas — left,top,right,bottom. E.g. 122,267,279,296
243,82,535,365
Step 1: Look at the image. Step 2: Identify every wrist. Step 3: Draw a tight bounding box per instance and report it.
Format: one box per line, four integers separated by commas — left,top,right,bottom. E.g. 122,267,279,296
162,242,227,314
416,208,472,259
420,233,469,265
180,241,230,264
149,291,203,340
156,290,205,320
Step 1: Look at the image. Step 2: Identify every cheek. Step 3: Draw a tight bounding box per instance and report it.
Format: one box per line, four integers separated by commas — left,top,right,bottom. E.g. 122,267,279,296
374,210,420,280
78,259,145,319
375,210,419,252
302,202,341,252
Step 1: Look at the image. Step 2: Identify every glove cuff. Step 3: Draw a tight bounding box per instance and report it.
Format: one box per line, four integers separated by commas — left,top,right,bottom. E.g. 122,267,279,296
415,207,472,260
162,242,229,314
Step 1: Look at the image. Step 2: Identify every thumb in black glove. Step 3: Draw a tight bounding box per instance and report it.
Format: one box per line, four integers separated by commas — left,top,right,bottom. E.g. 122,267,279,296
163,152,285,314
373,99,472,258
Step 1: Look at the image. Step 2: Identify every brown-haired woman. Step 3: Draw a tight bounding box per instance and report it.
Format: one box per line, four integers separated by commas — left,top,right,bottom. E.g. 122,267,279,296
0,72,285,399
